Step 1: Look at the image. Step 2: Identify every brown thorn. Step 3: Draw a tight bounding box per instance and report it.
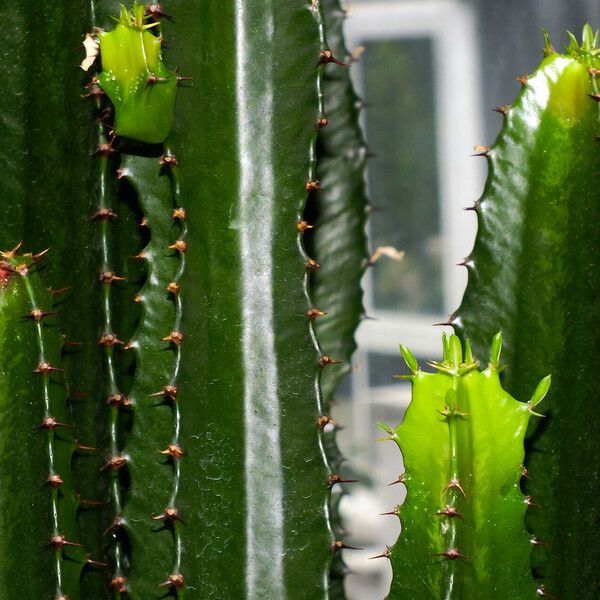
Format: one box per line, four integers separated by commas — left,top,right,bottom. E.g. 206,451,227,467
50,286,71,297
327,474,358,488
75,442,97,453
331,540,362,554
98,333,124,347
133,294,143,304
297,220,313,233
158,574,185,589
369,546,391,560
306,179,321,192
537,585,557,598
162,330,184,346
110,577,128,592
472,144,490,157
445,478,466,497
317,415,337,430
100,455,127,472
307,307,327,320
305,258,321,271
493,104,510,115
139,217,149,228
521,465,531,479
172,207,186,220
317,116,329,128
130,251,146,261
35,417,72,431
86,555,108,569
380,506,400,517
46,474,64,488
150,385,178,401
0,241,22,259
33,362,64,375
588,93,600,103
21,308,56,322
435,506,464,519
388,473,406,486
515,74,529,87
160,444,185,460
31,247,51,262
168,239,187,254
319,355,342,368
90,207,118,221
151,507,184,524
166,281,181,295
525,495,540,508
434,548,468,561
160,154,179,167
49,535,84,550
100,271,126,284
319,49,349,66
103,516,124,536
107,393,131,408
79,497,104,507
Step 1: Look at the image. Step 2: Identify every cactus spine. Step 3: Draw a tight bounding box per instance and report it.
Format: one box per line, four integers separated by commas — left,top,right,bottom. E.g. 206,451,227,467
380,334,550,599
454,26,600,597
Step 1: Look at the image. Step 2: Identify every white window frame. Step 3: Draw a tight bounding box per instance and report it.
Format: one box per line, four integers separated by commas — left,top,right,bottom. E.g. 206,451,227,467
343,0,485,461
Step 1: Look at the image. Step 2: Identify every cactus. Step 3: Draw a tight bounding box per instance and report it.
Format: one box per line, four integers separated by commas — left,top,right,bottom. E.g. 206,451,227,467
379,333,550,599
453,26,600,597
0,248,88,599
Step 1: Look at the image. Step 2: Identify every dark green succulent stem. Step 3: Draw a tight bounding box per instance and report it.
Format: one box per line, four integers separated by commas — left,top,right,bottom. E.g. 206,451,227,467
454,25,600,598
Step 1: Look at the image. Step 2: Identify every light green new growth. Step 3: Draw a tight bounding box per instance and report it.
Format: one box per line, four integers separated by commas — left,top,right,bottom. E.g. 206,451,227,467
380,333,550,599
97,2,177,143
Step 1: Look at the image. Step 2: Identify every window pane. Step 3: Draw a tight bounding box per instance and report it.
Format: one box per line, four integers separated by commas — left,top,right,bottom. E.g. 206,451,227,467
362,38,443,314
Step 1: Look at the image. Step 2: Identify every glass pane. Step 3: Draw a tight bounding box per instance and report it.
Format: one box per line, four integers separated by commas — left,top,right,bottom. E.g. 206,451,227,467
361,38,443,314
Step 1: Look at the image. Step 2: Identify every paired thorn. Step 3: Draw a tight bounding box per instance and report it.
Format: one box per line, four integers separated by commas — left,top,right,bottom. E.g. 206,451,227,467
159,574,185,589
307,307,327,319
167,281,181,295
160,444,185,460
369,546,391,560
110,577,128,593
150,385,178,401
297,220,313,233
327,474,358,488
305,258,320,271
107,393,131,409
464,200,481,213
172,207,186,220
100,271,126,284
317,414,337,430
435,506,464,519
434,548,468,561
162,330,184,346
472,144,490,157
90,207,117,221
331,540,361,554
319,49,349,66
515,74,529,87
145,3,171,20
160,154,179,167
387,473,405,486
92,137,117,158
168,239,187,254
152,507,184,524
21,308,56,322
33,362,64,375
49,535,83,550
380,506,401,517
445,478,466,497
35,417,72,431
493,104,510,115
318,355,342,368
46,474,64,488
100,455,127,472
98,333,124,347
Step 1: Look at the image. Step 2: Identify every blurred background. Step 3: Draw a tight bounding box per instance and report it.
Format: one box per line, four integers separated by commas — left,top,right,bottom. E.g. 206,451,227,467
335,1,600,598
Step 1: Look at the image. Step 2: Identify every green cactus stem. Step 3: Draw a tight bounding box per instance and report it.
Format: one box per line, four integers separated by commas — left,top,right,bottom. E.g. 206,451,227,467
379,333,549,599
96,2,178,144
454,25,600,597
0,248,86,599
